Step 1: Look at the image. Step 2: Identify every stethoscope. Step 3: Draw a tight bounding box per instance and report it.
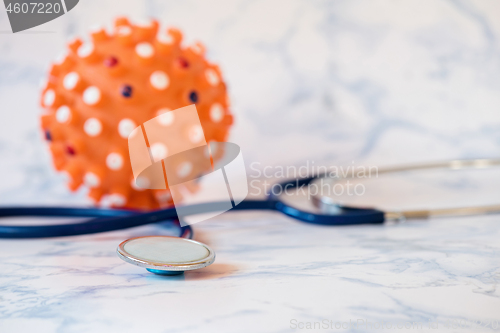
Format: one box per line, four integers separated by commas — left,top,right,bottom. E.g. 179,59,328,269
1,158,499,275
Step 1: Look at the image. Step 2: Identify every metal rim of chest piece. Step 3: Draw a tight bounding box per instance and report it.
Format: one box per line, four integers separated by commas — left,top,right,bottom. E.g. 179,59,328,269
117,235,215,276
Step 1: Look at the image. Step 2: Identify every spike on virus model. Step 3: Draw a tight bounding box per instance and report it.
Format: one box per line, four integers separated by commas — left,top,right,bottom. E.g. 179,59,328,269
39,17,233,210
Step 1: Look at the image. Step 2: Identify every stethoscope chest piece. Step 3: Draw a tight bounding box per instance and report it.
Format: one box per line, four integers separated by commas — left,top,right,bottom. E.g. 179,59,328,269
117,236,215,276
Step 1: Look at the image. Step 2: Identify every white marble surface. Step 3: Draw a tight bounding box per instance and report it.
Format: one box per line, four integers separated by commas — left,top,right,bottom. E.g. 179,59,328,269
1,212,500,333
1,0,500,332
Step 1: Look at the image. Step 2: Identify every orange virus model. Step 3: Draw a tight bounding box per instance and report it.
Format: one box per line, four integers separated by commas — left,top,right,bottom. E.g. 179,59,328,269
39,17,233,210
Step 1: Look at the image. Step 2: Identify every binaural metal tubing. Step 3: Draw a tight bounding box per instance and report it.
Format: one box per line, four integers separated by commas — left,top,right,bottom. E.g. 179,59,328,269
312,158,500,222
376,158,500,174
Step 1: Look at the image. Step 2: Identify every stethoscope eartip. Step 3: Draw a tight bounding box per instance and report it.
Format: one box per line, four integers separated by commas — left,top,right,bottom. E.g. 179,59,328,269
117,235,215,276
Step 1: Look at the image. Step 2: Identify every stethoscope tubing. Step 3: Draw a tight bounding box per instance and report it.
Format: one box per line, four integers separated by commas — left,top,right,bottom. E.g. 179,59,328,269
0,176,385,239
2,158,497,239
0,206,187,239
0,200,385,239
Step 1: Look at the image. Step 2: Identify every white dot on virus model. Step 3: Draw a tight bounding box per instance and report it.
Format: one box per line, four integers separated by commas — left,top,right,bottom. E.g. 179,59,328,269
188,125,204,143
210,103,224,123
177,162,193,178
100,194,126,207
116,26,132,36
43,89,55,107
135,42,154,58
106,153,123,170
109,194,126,207
135,19,153,27
55,106,71,123
150,71,169,90
131,177,149,191
205,68,219,86
150,142,168,161
83,86,101,105
156,190,171,202
83,172,100,188
191,44,202,54
89,24,103,33
205,141,218,158
129,127,140,139
54,51,67,64
157,33,173,44
156,109,174,126
118,119,136,138
63,72,79,90
39,78,48,89
210,142,218,155
77,42,94,58
84,118,102,137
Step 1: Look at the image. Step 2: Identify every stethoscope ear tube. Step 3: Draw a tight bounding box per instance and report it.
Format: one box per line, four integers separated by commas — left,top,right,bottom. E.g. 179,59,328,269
311,158,500,223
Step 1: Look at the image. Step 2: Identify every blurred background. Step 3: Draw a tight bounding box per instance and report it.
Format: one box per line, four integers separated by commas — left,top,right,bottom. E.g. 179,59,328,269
0,0,499,205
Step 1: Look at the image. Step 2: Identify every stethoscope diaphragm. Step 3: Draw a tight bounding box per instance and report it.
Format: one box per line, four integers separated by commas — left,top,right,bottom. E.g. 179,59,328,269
117,236,215,275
